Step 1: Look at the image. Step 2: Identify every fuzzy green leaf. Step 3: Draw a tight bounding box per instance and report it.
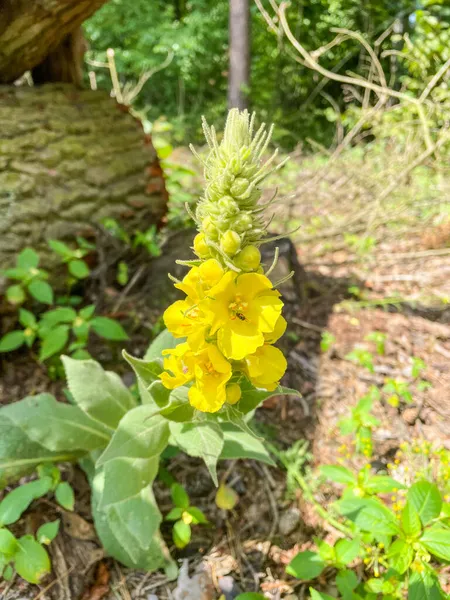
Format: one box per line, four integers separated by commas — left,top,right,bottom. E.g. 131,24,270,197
123,350,163,390
408,481,442,526
28,279,53,304
237,378,300,414
144,329,179,360
170,421,224,486
62,356,137,429
91,316,128,341
220,423,276,466
0,330,25,352
15,535,51,584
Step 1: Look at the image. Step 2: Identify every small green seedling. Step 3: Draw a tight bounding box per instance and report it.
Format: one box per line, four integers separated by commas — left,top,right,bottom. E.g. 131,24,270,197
365,331,387,356
165,483,208,549
0,464,73,584
321,331,336,352
339,387,380,457
383,378,413,407
411,356,426,379
345,347,375,373
1,248,53,306
48,238,94,280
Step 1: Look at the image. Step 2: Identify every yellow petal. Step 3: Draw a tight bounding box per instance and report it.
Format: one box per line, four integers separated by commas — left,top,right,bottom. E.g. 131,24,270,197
264,315,287,344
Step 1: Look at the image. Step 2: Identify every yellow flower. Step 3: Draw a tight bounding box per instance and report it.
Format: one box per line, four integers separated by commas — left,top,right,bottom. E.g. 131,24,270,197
175,261,224,302
264,315,287,344
244,344,287,391
163,298,206,344
160,342,193,389
188,345,232,412
206,272,283,360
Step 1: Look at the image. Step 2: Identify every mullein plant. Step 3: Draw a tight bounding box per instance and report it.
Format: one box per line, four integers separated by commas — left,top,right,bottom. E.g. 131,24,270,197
160,108,292,412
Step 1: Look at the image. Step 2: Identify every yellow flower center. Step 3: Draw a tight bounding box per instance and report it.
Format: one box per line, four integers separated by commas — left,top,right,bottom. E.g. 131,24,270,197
228,295,249,321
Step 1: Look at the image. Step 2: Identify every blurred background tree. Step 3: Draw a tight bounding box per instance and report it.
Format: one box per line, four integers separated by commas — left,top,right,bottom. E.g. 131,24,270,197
83,0,449,149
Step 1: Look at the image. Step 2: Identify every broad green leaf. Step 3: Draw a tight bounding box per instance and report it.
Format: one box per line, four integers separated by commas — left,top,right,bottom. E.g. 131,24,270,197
6,284,25,304
69,259,90,279
91,316,128,341
186,506,208,524
96,406,170,467
420,526,450,561
62,356,137,429
37,520,60,545
160,387,195,421
0,330,25,352
4,268,28,280
336,496,400,535
0,477,52,526
286,550,325,580
0,393,110,482
147,381,171,408
170,421,224,486
237,377,299,414
40,307,76,327
364,476,406,494
17,248,39,269
309,590,335,600
387,539,414,574
402,501,422,537
18,308,36,328
334,537,361,565
14,535,51,584
48,239,73,258
336,569,358,599
220,424,276,466
173,519,191,548
79,305,96,320
39,325,69,361
320,464,356,485
171,483,189,509
408,568,444,600
0,529,18,555
165,507,183,521
144,328,179,360
123,350,163,390
408,481,442,526
55,482,75,511
235,595,267,600
28,279,53,304
223,405,262,439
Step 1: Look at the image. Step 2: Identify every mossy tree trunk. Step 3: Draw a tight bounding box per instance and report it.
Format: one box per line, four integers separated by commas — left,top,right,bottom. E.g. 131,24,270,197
0,84,167,266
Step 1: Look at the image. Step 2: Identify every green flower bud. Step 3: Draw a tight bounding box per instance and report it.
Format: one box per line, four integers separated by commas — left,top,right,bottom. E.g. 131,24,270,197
218,196,239,215
193,233,210,258
202,216,216,235
220,230,241,256
230,177,250,198
234,245,261,271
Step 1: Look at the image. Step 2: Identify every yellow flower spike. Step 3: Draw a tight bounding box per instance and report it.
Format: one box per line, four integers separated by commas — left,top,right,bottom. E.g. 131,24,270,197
193,233,211,258
220,230,241,256
234,245,261,272
198,259,224,288
207,271,283,360
188,345,232,413
226,383,242,405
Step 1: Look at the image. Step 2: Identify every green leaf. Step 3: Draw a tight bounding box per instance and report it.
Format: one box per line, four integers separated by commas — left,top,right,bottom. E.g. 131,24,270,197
79,304,96,320
336,496,400,535
173,519,191,548
0,330,25,352
144,328,179,360
2,564,13,581
62,356,137,429
14,535,51,584
0,477,52,526
123,350,163,390
0,393,111,482
18,308,36,329
364,476,406,494
6,284,25,304
17,248,39,269
420,526,450,561
0,529,18,555
336,569,358,598
286,551,325,580
4,268,29,281
96,405,170,467
68,259,90,279
37,520,60,545
220,423,276,466
48,239,73,259
186,506,208,525
320,464,356,485
235,595,267,600
334,537,361,566
408,481,442,526
170,421,224,486
309,590,335,600
171,483,190,509
237,377,300,415
55,482,75,511
402,501,422,537
40,307,76,328
90,316,128,341
39,325,69,361
408,568,444,600
147,381,171,408
165,507,183,521
387,539,414,574
28,279,53,304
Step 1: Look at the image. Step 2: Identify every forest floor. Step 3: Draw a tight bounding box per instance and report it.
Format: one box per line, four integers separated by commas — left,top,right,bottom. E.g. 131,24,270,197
1,148,450,600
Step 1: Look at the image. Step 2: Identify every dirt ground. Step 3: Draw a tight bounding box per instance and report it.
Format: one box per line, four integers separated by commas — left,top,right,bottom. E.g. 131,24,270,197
1,192,450,599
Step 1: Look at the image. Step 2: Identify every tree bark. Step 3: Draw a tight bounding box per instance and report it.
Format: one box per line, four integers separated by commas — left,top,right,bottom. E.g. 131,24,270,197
228,0,250,110
0,84,168,267
0,0,107,83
